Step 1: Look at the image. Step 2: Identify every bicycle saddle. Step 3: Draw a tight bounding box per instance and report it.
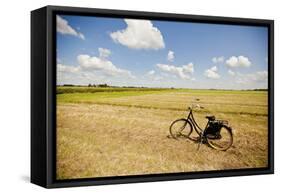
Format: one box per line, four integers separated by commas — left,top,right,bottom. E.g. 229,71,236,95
206,115,216,121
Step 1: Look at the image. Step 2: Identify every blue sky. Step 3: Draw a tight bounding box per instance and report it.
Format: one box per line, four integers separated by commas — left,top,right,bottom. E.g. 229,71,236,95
57,14,268,89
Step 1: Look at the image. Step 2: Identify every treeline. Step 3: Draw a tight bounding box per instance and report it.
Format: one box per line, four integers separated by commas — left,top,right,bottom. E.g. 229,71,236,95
58,84,155,89
248,89,268,91
59,84,111,88
57,85,168,94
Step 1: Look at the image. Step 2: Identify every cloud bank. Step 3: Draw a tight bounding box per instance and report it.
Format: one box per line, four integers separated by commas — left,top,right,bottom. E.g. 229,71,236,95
156,63,194,80
57,16,85,40
57,48,135,85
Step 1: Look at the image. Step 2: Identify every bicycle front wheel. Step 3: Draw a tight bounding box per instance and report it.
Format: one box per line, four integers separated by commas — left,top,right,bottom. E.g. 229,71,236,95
169,119,192,139
206,125,233,151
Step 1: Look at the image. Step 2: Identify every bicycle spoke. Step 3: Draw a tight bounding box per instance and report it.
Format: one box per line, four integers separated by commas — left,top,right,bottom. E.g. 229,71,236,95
169,119,192,140
206,126,233,151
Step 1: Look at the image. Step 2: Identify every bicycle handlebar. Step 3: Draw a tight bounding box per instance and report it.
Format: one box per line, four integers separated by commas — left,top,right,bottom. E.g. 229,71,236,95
188,104,204,110
189,104,204,110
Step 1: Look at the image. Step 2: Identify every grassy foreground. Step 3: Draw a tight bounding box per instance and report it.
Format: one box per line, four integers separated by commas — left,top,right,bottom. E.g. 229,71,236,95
56,87,268,179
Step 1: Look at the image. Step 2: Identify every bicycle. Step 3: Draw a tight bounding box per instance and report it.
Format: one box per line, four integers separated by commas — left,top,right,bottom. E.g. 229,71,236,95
169,104,233,151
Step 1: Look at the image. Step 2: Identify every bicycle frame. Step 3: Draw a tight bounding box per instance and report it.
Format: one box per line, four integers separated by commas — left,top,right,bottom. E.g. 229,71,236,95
186,109,209,136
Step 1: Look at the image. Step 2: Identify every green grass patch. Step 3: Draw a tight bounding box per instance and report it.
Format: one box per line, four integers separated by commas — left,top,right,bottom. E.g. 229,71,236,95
57,90,169,103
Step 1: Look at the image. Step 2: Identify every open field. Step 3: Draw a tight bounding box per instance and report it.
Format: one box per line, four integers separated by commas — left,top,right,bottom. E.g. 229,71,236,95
56,87,268,179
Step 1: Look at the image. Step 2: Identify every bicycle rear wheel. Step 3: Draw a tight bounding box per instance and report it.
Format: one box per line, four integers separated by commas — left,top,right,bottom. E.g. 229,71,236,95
206,125,233,151
169,119,192,139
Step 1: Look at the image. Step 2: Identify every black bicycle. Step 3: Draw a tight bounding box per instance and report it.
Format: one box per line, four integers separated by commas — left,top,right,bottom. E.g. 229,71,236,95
169,104,233,151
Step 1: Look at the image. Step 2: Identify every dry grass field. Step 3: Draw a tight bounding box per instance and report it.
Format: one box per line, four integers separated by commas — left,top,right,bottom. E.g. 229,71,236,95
56,87,268,179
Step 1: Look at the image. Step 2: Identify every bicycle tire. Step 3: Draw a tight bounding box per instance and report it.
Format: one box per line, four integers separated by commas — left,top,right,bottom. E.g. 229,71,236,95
206,125,233,151
169,119,193,140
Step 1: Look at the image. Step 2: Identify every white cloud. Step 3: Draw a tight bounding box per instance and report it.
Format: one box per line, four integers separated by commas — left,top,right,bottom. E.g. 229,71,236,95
57,15,85,40
77,54,134,78
110,19,165,50
167,50,175,62
79,34,85,40
204,66,220,79
58,48,135,84
236,71,268,84
182,63,194,74
57,64,80,73
253,71,268,81
152,76,163,81
144,70,163,81
212,56,224,63
98,48,111,59
147,70,155,75
156,63,194,80
226,56,251,68
228,69,235,76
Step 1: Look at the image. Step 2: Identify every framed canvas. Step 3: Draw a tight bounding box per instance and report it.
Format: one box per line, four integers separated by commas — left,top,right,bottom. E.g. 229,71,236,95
31,5,274,188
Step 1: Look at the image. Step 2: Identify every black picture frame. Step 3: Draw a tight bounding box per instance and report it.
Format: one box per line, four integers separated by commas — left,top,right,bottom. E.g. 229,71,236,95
31,5,274,188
